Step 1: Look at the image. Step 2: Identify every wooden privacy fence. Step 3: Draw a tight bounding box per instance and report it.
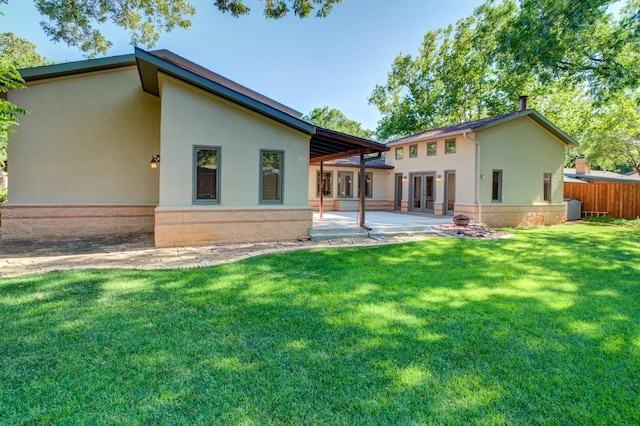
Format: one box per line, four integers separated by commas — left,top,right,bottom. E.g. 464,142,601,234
564,182,640,219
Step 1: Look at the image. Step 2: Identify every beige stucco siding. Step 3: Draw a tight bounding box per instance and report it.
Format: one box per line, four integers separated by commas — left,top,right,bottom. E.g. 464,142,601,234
386,136,477,206
477,117,565,205
158,75,310,209
7,67,160,205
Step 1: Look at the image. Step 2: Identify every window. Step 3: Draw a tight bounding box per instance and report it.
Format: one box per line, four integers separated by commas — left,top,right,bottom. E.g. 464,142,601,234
445,139,456,154
543,173,551,202
409,144,418,158
316,171,333,197
337,171,353,198
194,146,220,204
358,172,373,198
492,170,502,202
427,142,437,156
260,150,283,203
395,147,404,159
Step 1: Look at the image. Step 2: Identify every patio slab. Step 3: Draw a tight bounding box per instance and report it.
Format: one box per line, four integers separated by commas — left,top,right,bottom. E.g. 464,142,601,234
311,211,453,240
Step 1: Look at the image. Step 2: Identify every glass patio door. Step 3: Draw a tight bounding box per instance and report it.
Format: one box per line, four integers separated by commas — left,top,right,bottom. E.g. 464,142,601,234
410,173,435,213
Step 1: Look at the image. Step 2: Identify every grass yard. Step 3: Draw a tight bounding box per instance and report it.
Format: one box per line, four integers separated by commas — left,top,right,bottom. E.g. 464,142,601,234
1,224,639,424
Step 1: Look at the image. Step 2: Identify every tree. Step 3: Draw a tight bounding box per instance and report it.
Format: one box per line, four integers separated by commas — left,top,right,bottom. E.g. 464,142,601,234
24,0,343,57
369,9,538,141
304,106,375,139
0,32,52,68
0,61,26,170
485,0,639,98
579,92,640,174
0,32,50,169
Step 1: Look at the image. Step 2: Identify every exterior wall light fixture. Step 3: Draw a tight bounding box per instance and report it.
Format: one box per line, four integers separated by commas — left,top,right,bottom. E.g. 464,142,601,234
150,154,160,169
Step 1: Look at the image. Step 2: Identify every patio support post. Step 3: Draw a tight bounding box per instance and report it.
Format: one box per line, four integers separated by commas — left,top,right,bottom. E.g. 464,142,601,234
319,161,324,219
359,154,366,228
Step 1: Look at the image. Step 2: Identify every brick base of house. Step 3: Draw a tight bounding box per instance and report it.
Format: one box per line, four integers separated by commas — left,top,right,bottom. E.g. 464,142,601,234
455,203,566,227
0,205,155,239
154,208,313,247
308,199,393,212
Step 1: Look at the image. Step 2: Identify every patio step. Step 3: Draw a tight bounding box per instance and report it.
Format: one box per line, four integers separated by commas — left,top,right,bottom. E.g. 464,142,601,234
309,224,443,241
308,227,369,241
369,224,442,236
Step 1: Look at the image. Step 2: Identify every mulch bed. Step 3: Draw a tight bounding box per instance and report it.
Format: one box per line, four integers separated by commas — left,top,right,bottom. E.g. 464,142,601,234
438,224,512,239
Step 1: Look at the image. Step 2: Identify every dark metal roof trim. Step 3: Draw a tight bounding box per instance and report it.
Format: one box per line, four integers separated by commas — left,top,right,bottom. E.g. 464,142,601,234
388,109,579,148
134,47,316,135
20,55,136,81
310,128,388,163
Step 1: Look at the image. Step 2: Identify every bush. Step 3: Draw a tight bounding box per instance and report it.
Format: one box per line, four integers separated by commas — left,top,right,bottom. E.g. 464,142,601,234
0,188,6,203
584,215,640,229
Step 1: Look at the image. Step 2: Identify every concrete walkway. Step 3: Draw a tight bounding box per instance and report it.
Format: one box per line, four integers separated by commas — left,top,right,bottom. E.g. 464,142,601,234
0,212,457,278
0,232,437,278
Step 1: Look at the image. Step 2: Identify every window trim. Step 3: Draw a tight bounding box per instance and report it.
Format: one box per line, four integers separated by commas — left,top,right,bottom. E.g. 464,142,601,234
427,142,437,156
491,170,502,203
395,147,404,160
543,172,552,202
316,170,333,198
193,145,221,205
358,172,373,198
409,144,418,158
259,149,284,204
337,171,354,199
445,139,457,154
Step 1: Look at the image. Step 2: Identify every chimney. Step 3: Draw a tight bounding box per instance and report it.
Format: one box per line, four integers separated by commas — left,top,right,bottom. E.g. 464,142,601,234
518,95,528,111
575,156,591,175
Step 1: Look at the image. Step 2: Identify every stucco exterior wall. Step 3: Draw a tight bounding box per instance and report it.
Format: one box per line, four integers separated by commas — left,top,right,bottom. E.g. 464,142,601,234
307,165,393,211
2,67,160,239
155,75,312,246
6,67,160,205
386,135,477,211
477,117,566,205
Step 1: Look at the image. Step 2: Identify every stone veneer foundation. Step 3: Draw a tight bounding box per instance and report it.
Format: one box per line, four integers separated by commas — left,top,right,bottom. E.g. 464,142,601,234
0,205,155,239
154,208,313,247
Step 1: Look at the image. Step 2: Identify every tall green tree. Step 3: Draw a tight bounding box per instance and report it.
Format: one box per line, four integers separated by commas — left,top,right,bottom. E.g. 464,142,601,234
369,8,538,141
0,32,52,68
304,106,374,139
580,92,640,174
0,61,26,170
10,0,343,57
485,0,639,97
0,32,50,169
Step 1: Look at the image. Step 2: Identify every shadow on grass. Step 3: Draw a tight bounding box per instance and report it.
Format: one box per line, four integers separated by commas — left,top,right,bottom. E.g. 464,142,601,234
1,225,639,424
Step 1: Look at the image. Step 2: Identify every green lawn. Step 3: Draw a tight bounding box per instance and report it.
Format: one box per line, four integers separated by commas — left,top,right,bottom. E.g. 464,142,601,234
1,224,639,424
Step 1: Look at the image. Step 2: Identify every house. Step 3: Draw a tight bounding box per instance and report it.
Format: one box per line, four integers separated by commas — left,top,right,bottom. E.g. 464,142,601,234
564,156,640,183
1,48,386,247
307,98,579,227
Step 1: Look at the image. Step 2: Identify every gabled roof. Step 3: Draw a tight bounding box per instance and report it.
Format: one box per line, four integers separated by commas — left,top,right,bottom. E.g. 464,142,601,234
386,109,579,148
135,47,315,134
17,48,387,160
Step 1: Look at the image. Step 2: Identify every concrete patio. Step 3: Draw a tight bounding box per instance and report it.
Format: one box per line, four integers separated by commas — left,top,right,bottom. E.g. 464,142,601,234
311,211,453,240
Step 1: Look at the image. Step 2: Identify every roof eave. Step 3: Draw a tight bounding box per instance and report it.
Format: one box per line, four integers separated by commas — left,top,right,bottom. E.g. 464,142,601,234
386,129,473,146
20,54,136,82
474,109,579,148
134,47,316,135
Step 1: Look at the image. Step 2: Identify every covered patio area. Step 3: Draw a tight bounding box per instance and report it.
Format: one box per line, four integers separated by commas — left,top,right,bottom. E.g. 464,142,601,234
310,211,453,240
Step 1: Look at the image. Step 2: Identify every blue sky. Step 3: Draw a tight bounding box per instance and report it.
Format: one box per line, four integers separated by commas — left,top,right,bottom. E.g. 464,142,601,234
0,0,483,131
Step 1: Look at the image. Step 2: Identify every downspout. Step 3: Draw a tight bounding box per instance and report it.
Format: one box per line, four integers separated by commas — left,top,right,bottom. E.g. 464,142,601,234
319,161,324,219
463,132,482,224
359,152,383,231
